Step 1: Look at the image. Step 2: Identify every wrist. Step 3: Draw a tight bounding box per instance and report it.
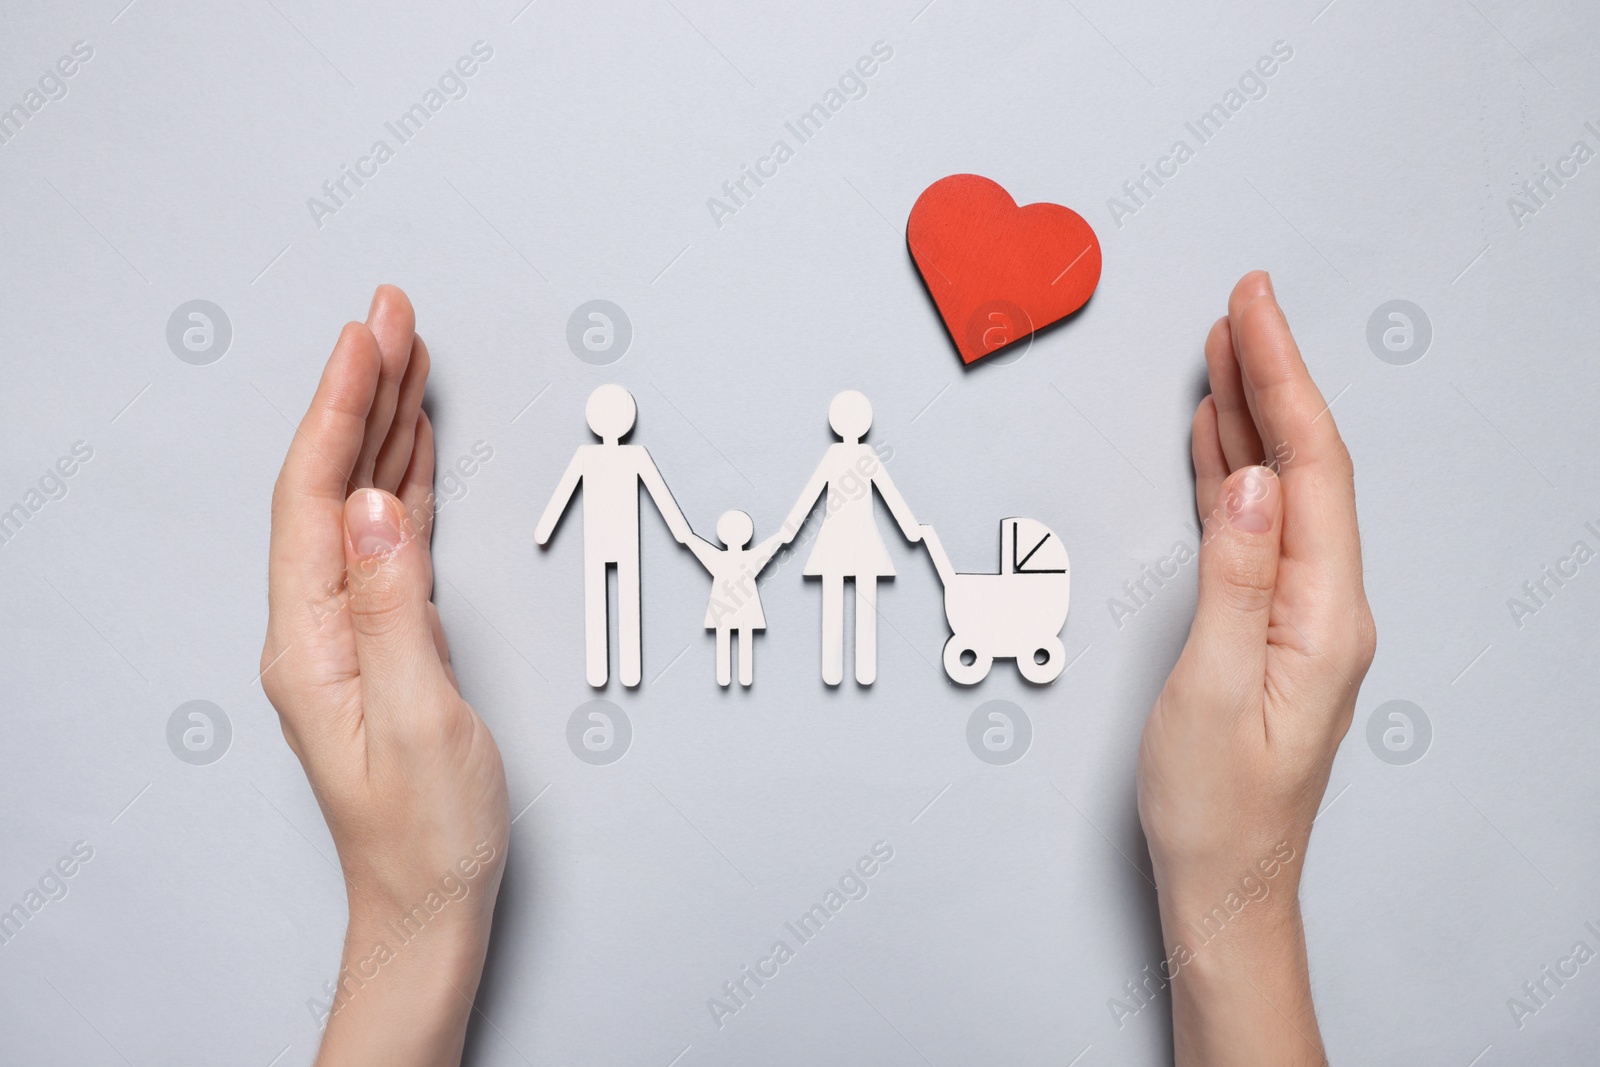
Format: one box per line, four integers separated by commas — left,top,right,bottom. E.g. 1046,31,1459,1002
315,911,492,1067
1150,842,1325,1066
337,837,506,960
314,886,499,1067
1159,900,1324,1067
1155,879,1303,982
340,901,493,982
1149,835,1304,936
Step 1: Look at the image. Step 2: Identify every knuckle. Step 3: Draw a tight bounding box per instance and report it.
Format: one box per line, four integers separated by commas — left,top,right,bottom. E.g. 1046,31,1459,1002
346,571,413,637
411,702,468,750
276,716,306,763
1213,546,1276,610
269,477,291,524
1331,439,1356,482
261,671,285,711
1215,577,1273,619
1304,602,1377,679
1351,603,1378,670
259,643,289,708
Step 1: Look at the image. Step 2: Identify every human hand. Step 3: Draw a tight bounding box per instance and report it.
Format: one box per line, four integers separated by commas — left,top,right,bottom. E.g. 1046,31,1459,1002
261,286,509,1067
1137,272,1375,1066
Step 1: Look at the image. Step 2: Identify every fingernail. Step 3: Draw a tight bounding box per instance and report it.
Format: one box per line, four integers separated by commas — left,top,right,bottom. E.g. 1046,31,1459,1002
1261,271,1276,298
1226,467,1274,533
348,488,402,556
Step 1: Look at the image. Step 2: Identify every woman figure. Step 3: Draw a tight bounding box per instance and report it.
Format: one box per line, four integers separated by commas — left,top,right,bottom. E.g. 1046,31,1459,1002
781,391,920,685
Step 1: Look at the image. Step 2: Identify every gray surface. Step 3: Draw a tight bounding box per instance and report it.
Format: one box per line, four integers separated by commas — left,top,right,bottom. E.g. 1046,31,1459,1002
2,0,1598,1064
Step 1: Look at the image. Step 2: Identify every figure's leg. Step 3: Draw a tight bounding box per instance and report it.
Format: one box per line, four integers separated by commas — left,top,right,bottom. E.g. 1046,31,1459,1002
855,577,878,685
716,627,731,687
738,628,754,687
822,574,844,686
584,557,608,687
618,556,642,687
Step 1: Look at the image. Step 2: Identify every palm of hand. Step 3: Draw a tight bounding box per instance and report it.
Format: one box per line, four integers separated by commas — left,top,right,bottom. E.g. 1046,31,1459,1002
262,287,508,917
1138,273,1375,882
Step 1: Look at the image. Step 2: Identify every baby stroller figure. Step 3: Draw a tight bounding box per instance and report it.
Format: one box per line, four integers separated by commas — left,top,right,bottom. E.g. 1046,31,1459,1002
920,517,1071,684
686,510,785,687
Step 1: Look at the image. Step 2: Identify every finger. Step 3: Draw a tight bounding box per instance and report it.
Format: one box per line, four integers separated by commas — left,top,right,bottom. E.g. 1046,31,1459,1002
343,487,450,728
1192,395,1229,520
397,409,437,548
1189,466,1283,686
428,602,459,691
1226,272,1362,585
350,285,416,489
266,322,382,634
373,333,430,493
1204,316,1264,470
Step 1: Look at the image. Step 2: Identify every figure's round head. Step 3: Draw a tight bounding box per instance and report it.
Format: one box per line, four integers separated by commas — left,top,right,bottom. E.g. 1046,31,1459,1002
717,509,754,548
828,390,872,442
586,383,636,441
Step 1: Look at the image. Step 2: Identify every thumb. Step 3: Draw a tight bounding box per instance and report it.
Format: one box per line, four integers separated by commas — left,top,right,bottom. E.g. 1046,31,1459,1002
1191,466,1283,674
343,487,448,714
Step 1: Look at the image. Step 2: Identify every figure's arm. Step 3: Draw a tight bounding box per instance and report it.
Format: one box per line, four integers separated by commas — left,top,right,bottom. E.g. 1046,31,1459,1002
683,533,720,572
779,464,830,543
534,453,583,545
748,532,785,574
871,463,921,542
637,449,691,544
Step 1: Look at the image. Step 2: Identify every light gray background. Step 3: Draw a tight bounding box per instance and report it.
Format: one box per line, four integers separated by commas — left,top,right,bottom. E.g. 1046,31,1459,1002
2,0,1598,1063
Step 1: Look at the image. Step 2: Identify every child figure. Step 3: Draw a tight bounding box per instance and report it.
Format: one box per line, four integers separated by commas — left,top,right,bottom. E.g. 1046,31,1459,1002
685,510,785,687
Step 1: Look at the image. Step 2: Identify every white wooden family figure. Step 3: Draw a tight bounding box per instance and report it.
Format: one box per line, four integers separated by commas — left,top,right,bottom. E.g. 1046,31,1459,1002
535,383,690,687
685,512,784,687
781,390,921,686
537,384,1071,689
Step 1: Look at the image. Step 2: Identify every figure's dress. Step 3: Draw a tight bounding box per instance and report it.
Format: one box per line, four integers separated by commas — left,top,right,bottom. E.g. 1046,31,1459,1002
802,444,894,579
702,549,768,629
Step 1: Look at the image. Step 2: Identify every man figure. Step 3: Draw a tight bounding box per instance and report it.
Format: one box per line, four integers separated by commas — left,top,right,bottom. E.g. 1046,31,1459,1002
536,384,690,686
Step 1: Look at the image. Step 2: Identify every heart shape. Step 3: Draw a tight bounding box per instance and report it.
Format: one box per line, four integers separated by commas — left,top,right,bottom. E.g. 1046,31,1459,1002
907,175,1102,365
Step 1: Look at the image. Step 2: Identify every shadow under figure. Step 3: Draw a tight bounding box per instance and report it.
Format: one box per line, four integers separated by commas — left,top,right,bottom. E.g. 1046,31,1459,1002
782,391,921,686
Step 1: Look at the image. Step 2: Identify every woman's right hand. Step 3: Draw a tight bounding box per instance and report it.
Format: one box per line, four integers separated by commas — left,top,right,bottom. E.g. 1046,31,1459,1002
1137,271,1375,1066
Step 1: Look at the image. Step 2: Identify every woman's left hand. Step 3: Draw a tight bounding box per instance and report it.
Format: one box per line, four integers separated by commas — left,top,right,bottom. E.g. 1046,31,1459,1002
261,285,509,1067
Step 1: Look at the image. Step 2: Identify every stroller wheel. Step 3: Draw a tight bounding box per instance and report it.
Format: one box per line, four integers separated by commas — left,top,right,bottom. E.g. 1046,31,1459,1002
1018,638,1066,684
943,637,992,685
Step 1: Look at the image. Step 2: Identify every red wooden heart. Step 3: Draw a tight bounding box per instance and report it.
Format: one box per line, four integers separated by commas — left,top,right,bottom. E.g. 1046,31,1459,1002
907,175,1102,365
